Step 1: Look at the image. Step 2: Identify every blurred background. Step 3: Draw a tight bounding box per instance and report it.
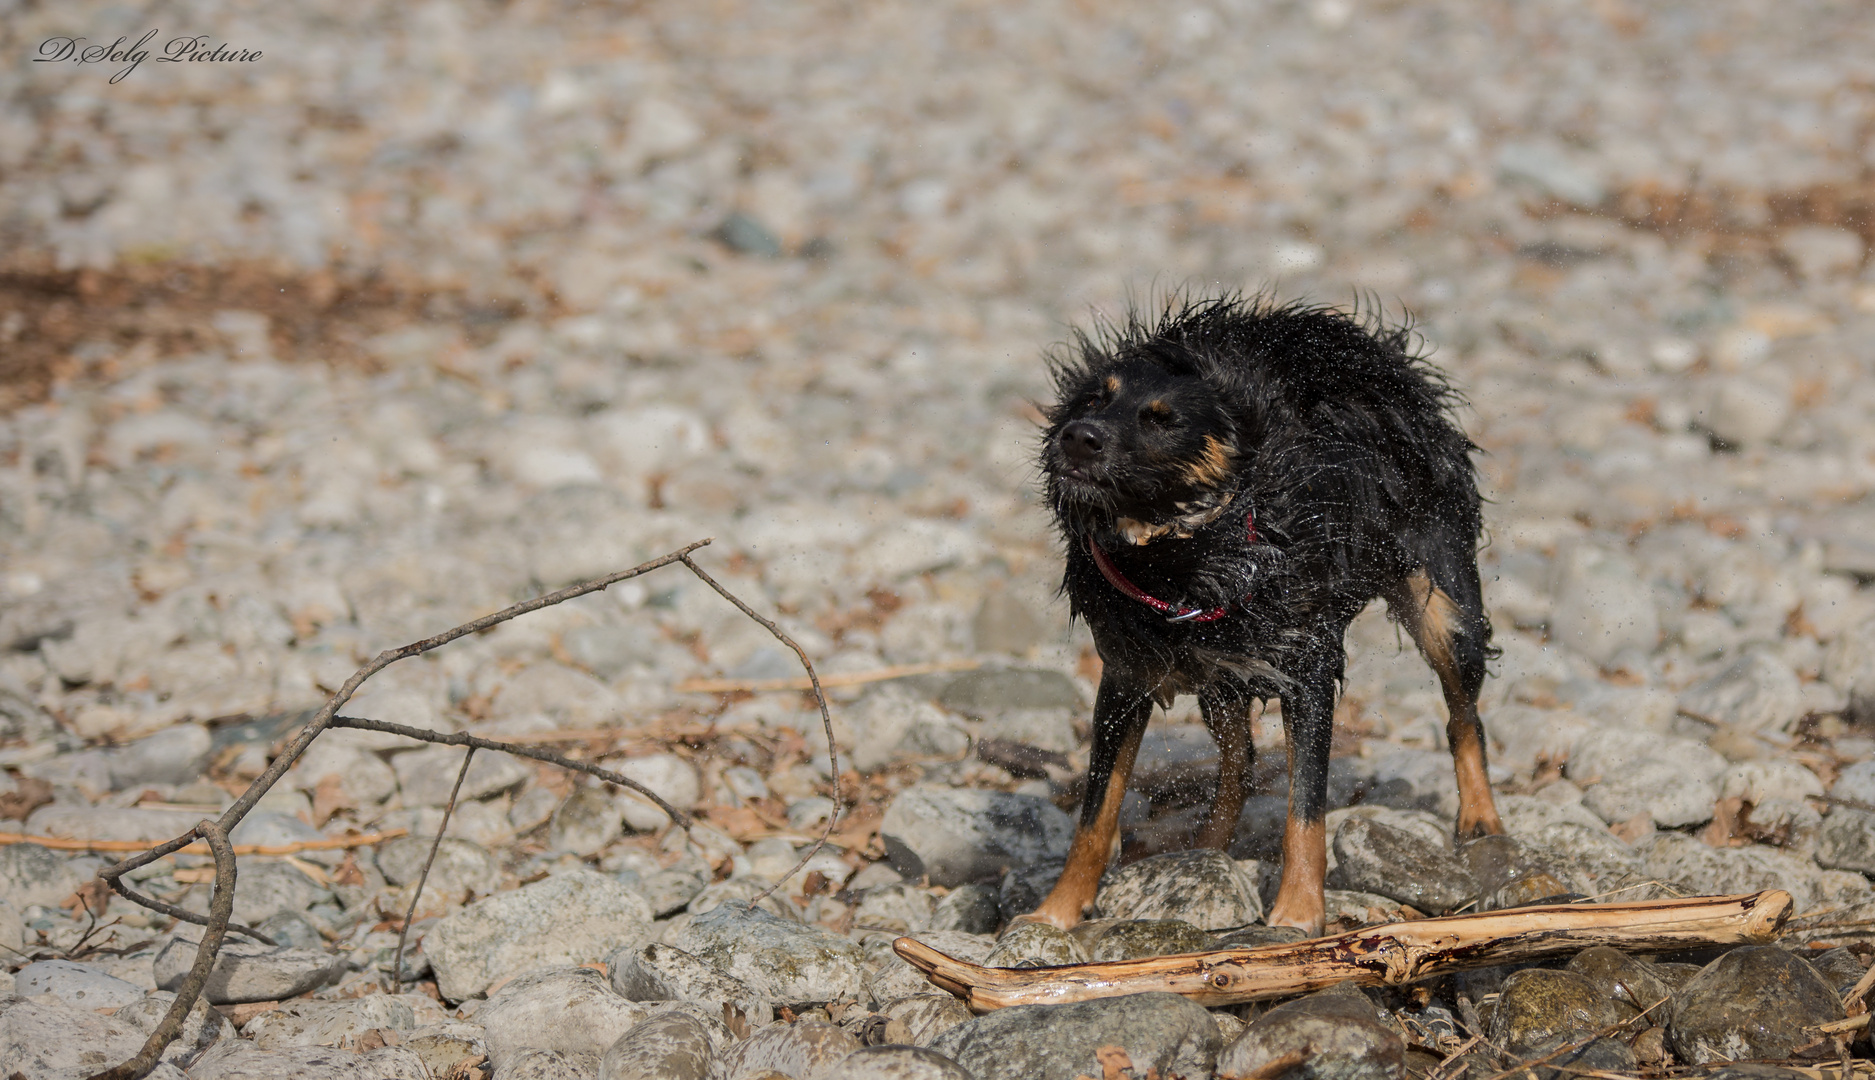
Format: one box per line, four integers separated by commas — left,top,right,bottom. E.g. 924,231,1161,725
4,0,1875,922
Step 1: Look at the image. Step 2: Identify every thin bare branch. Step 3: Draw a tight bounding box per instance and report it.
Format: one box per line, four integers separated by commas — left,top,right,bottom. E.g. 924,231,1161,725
97,873,274,945
88,540,713,1077
328,715,691,826
87,820,237,1080
389,746,475,991
0,828,407,855
678,554,842,908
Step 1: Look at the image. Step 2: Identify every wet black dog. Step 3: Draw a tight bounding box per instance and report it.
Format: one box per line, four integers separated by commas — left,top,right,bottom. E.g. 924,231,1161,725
1024,296,1503,934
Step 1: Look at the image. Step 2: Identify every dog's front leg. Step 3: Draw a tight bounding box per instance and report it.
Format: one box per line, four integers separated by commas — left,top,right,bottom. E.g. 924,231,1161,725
1264,665,1338,935
1020,669,1153,930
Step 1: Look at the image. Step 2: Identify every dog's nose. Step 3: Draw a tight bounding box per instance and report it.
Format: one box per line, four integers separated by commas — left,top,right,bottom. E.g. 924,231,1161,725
1061,421,1105,465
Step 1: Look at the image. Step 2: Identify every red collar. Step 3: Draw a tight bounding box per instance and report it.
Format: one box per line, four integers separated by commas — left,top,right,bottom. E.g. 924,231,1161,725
1087,509,1256,624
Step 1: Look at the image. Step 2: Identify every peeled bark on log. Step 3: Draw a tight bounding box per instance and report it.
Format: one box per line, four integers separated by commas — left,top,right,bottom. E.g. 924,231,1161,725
894,890,1792,1012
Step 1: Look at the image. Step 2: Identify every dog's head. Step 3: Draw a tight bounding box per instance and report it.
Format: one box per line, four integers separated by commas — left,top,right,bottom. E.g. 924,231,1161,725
1041,345,1239,541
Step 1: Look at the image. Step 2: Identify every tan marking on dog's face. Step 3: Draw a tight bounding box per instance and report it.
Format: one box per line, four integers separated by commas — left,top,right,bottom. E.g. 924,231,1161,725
1146,399,1171,416
1180,434,1234,489
1104,375,1122,394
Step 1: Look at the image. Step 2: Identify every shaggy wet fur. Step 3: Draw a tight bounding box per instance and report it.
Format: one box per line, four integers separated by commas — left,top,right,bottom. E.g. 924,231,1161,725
1025,295,1505,934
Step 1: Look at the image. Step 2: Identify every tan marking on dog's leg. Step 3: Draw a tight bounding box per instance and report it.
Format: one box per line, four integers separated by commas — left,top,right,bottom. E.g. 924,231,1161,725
1449,710,1504,840
1395,568,1459,675
1023,723,1145,929
1394,570,1505,842
1264,816,1326,935
1195,699,1256,851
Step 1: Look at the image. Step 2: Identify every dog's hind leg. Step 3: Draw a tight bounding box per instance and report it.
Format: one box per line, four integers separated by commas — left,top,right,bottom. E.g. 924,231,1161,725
1264,659,1339,935
1022,671,1152,929
1194,687,1256,851
1389,564,1505,842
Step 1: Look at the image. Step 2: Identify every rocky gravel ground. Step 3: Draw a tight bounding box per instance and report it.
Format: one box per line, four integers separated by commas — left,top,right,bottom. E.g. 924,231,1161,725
5,0,1875,1077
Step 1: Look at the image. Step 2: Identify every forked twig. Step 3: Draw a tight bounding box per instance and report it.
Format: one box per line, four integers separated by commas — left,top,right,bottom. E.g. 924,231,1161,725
88,540,714,1080
388,746,476,991
328,714,692,824
89,821,237,1080
678,553,844,910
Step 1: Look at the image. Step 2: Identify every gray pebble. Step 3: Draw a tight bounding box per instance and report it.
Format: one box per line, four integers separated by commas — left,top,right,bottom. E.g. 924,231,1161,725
1217,982,1403,1080
932,992,1220,1080
241,995,418,1050
880,995,974,1048
477,967,652,1075
106,723,212,788
929,883,1001,934
880,785,1074,888
392,743,532,808
425,868,653,1002
599,1009,717,1080
984,920,1086,968
0,842,88,910
402,1023,489,1079
115,990,229,1068
1670,946,1845,1065
824,1044,976,1080
375,835,502,895
1213,925,1309,949
1564,946,1674,1016
1816,807,1875,875
254,910,327,951
627,869,706,918
1546,544,1660,664
715,1019,859,1080
1679,652,1805,734
854,882,936,934
495,1046,602,1080
1083,920,1213,962
154,935,341,1005
609,941,774,1026
1328,817,1478,914
671,901,866,1004
0,995,148,1077
14,959,147,1010
1096,849,1261,930
1636,832,1819,913
231,859,336,926
1488,969,1626,1055
552,785,625,856
688,877,800,921
1579,760,1717,829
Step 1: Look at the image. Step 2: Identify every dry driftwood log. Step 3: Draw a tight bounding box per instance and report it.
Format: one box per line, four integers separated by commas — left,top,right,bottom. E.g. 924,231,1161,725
895,890,1792,1012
